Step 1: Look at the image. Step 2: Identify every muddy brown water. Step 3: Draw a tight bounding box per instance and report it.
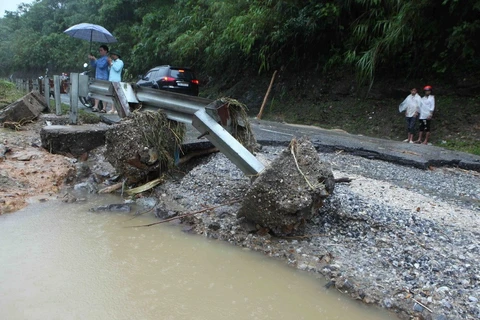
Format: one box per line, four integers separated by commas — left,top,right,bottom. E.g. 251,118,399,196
0,195,394,319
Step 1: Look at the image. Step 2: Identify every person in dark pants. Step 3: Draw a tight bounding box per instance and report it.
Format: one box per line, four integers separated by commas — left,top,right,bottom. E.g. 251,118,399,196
88,44,109,112
415,85,435,145
399,88,421,143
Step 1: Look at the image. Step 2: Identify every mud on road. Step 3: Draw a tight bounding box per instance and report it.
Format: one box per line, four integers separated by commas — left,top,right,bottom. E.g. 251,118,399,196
0,121,76,214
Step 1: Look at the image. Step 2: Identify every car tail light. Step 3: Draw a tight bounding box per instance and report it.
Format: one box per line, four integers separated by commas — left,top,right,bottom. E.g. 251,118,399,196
191,79,199,85
161,76,176,81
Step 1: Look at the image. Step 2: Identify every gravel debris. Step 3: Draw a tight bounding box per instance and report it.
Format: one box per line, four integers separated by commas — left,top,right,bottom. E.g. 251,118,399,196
155,145,480,320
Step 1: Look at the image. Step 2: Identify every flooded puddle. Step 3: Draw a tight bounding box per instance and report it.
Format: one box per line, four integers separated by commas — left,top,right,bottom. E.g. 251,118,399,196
0,196,393,319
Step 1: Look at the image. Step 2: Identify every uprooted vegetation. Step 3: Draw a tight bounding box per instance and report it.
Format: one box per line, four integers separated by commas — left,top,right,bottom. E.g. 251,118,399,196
105,110,186,184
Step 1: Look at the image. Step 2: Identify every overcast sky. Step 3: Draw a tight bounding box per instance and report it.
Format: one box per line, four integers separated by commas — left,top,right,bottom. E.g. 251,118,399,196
0,0,34,18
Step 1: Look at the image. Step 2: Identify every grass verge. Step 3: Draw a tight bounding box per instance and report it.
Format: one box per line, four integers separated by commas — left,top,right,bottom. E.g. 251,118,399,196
55,99,101,124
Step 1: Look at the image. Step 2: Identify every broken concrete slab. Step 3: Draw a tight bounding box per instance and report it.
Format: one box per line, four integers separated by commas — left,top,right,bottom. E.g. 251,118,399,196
39,114,71,126
40,124,110,157
0,91,48,124
237,137,335,236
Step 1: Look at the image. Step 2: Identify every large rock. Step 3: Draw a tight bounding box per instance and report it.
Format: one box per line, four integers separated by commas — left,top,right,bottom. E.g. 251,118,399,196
0,91,48,124
237,137,335,236
40,124,110,157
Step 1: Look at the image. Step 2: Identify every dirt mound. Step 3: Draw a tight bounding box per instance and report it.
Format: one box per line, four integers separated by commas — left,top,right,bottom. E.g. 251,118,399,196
0,121,76,214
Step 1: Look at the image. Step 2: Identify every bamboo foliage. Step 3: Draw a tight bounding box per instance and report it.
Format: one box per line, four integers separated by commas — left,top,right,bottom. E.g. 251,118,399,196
0,0,479,88
344,0,418,90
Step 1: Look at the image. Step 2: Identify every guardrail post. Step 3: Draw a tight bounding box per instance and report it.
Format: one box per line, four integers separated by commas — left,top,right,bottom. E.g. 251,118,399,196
53,75,62,115
69,73,79,124
192,109,265,177
111,82,133,118
44,77,50,111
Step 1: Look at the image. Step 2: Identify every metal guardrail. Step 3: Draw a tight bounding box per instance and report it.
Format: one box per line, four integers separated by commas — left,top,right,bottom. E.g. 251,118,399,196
76,74,265,177
7,74,265,176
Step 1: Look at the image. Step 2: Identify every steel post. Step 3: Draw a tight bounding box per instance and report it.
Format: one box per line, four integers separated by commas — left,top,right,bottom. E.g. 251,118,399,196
78,74,89,97
53,75,62,115
69,73,79,124
44,77,50,110
192,109,265,177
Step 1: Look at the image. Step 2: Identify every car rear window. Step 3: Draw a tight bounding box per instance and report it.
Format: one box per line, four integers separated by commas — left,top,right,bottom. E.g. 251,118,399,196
156,67,169,77
170,69,195,81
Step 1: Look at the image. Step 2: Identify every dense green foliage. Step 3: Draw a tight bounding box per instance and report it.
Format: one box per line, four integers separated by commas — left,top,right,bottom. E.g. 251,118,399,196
0,79,19,106
1,0,479,85
1,0,479,155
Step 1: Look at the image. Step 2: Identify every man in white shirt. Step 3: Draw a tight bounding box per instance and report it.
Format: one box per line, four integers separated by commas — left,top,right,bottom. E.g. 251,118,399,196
399,88,421,143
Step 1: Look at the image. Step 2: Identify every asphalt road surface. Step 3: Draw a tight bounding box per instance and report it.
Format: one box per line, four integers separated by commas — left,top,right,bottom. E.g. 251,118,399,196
58,93,480,172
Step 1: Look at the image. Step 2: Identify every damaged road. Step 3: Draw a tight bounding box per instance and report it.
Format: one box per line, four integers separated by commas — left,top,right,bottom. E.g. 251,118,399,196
250,119,480,172
1,104,480,319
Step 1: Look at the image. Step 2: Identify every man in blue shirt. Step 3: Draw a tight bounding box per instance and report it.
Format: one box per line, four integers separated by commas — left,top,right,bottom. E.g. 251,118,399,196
88,45,109,111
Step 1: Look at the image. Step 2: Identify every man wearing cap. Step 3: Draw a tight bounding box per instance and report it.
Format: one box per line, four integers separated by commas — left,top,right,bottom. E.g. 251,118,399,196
105,50,124,113
415,85,435,145
108,50,124,82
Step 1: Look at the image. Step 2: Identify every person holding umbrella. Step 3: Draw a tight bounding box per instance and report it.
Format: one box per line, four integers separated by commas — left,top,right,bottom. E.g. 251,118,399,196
63,23,118,112
88,44,109,112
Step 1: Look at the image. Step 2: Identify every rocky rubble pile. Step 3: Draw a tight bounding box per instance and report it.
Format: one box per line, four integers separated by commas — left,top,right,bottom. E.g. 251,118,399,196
155,145,480,320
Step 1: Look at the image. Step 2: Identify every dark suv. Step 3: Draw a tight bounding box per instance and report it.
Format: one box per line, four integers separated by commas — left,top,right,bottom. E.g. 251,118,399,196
136,65,199,96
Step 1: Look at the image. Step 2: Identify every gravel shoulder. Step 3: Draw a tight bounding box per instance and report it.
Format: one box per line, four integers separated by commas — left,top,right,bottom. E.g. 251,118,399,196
155,145,480,320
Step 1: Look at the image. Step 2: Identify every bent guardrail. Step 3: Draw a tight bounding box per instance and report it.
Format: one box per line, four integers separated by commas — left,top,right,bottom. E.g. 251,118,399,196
75,73,265,177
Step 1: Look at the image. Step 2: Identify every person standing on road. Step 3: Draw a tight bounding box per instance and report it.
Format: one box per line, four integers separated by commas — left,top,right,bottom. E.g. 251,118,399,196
415,85,435,145
399,87,421,143
108,50,124,82
88,44,109,112
106,50,124,114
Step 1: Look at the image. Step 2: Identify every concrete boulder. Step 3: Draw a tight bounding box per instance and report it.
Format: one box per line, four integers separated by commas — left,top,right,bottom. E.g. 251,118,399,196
0,91,48,124
237,137,335,236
